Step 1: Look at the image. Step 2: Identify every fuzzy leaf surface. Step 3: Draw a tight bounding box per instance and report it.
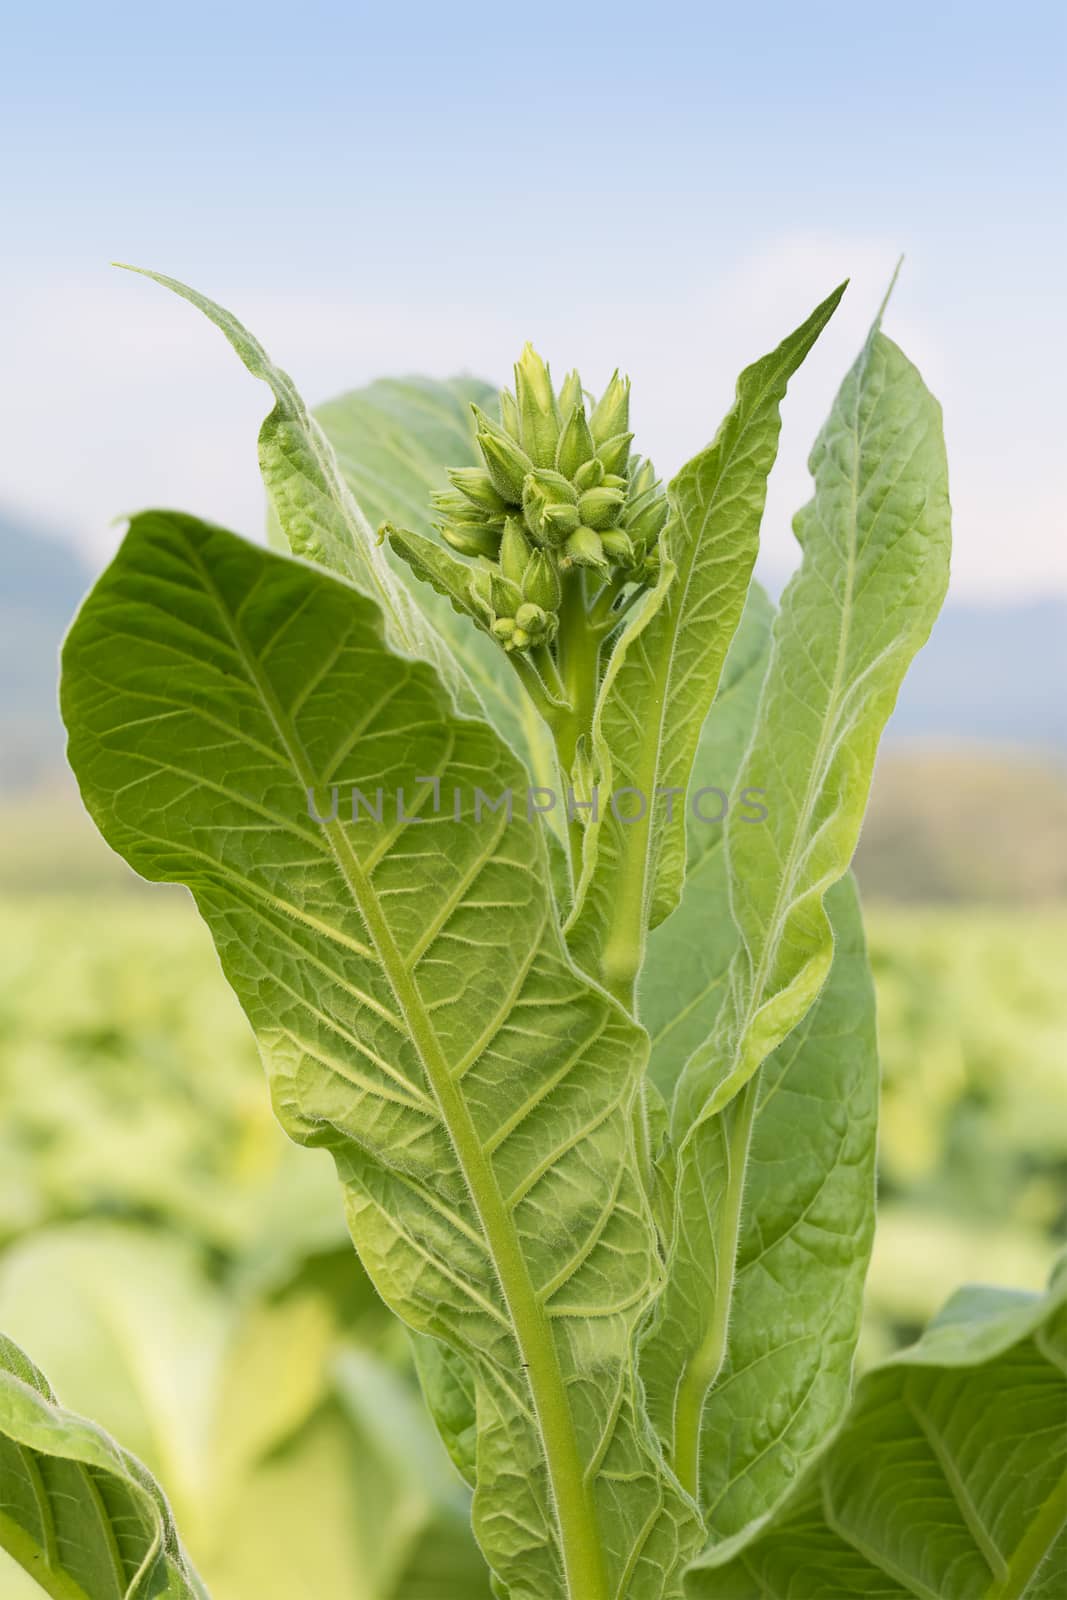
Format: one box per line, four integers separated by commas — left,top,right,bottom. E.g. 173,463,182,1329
639,583,774,1099
642,875,878,1544
674,322,951,1130
61,511,697,1600
646,321,950,1529
568,287,844,994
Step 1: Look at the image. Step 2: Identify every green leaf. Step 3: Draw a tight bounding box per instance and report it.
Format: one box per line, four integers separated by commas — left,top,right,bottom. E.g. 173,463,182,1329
690,1264,1067,1597
639,583,774,1098
118,268,491,734
61,511,698,1600
639,590,878,1540
411,1335,479,1489
675,314,951,1131
567,286,845,999
0,1329,205,1600
643,878,878,1531
645,314,951,1527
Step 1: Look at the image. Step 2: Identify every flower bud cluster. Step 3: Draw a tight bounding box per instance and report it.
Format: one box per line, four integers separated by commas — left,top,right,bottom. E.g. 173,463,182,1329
432,345,668,651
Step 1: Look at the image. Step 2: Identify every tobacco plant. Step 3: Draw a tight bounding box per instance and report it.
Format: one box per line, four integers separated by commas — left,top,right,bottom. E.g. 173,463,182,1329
3,267,1063,1600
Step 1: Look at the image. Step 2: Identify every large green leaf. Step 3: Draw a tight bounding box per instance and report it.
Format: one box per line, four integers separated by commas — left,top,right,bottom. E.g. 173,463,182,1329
691,1264,1067,1596
567,286,845,999
646,317,951,1512
0,1329,205,1600
61,511,697,1600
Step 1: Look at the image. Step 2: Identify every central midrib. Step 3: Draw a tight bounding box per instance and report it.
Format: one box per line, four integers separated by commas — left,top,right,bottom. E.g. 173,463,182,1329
324,810,608,1600
195,545,609,1600
670,1073,759,1496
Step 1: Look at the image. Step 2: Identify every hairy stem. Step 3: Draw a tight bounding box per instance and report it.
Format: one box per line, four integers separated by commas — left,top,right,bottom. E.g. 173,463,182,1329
553,570,602,888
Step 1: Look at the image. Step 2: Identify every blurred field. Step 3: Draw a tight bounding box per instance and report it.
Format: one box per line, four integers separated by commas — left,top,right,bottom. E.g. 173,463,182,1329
0,854,1065,1593
1,890,1062,1343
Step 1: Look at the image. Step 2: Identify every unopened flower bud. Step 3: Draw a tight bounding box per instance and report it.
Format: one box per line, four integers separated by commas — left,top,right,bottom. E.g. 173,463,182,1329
499,517,534,586
590,371,630,445
596,431,634,476
577,486,625,530
473,406,534,501
629,457,657,498
492,617,516,642
555,403,596,479
491,572,523,617
600,529,635,564
499,388,521,440
522,549,562,611
522,468,578,545
625,492,670,548
562,526,608,571
514,343,561,468
448,467,509,516
541,502,581,543
433,489,478,522
515,602,549,638
574,457,605,494
557,369,583,418
442,521,502,560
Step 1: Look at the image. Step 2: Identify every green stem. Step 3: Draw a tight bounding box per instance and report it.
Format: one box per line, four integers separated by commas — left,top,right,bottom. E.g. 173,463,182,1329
588,570,633,634
670,1074,760,1499
553,570,602,889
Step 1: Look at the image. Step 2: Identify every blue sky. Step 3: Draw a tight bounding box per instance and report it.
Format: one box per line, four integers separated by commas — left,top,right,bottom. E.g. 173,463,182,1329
2,0,1064,595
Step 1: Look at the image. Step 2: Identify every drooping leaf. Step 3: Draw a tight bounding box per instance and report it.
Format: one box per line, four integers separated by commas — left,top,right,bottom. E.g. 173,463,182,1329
647,317,951,1521
118,269,490,733
690,1264,1067,1596
0,1329,206,1600
61,511,698,1600
567,286,845,998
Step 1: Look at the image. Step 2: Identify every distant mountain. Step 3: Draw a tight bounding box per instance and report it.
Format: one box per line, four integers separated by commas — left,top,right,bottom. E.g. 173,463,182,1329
756,562,1067,752
887,599,1067,751
0,510,92,790
3,509,1066,794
